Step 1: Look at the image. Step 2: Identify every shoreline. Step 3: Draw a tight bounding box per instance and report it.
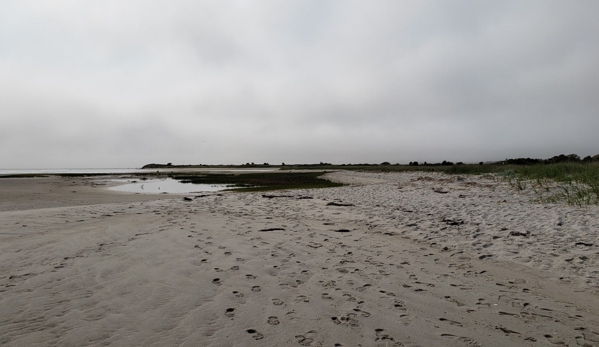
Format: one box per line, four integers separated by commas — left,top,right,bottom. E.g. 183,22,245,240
1,172,598,346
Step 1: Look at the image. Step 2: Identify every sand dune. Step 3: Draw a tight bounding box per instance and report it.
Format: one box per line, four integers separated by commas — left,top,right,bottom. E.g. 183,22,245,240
1,172,598,346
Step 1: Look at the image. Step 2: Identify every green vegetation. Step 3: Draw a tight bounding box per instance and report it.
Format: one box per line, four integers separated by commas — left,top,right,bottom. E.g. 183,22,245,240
498,163,599,207
3,155,597,205
279,163,499,174
169,171,343,192
0,174,50,178
280,161,599,206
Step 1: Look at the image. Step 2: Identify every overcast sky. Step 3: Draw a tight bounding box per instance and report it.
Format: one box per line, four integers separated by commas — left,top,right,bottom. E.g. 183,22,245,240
1,1,598,168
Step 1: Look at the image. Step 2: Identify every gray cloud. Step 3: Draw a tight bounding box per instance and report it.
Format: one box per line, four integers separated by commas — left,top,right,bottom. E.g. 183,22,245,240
2,1,599,168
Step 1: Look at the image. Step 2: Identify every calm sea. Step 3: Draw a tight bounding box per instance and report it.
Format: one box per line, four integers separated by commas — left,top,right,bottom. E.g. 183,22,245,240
0,168,277,176
0,168,146,176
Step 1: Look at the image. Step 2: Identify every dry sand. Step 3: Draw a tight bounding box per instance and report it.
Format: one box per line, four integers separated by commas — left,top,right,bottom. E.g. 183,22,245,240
1,172,599,346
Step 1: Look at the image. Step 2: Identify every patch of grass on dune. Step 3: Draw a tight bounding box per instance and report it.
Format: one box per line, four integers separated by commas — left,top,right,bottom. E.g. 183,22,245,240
170,171,343,192
281,162,599,206
500,163,599,206
433,163,598,206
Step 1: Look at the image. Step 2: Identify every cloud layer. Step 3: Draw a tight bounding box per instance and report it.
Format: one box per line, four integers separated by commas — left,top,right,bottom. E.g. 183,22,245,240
2,1,598,168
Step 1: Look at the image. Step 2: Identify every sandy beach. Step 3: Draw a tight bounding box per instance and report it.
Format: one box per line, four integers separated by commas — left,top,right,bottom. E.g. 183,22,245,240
1,171,599,347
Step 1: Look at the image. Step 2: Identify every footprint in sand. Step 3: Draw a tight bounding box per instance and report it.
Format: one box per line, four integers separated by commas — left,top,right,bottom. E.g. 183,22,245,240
231,266,239,270
342,293,357,302
375,328,392,341
398,314,412,326
212,278,221,285
331,313,360,327
225,308,235,318
356,284,372,292
232,291,244,298
246,329,264,340
575,327,599,344
544,334,566,345
322,293,333,300
272,298,284,305
444,296,466,307
246,274,257,279
439,318,464,327
415,281,436,287
379,290,396,297
286,311,300,321
441,334,481,347
294,295,310,303
251,286,262,292
353,308,371,317
295,330,319,346
267,316,280,325
476,298,491,308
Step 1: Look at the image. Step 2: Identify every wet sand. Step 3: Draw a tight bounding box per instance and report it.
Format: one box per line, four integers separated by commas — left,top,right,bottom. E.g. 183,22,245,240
1,172,598,346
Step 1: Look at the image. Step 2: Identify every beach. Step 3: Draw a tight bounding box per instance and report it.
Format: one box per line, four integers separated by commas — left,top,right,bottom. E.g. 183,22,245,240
1,172,599,346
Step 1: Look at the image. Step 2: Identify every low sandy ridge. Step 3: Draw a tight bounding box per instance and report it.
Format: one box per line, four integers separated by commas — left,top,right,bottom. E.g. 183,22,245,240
1,172,598,346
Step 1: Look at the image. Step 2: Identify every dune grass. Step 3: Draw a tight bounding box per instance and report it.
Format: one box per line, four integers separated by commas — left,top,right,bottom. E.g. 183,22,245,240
495,163,599,206
282,162,599,206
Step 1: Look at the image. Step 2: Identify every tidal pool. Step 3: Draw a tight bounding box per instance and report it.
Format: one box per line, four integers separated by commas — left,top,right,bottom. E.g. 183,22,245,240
109,178,230,194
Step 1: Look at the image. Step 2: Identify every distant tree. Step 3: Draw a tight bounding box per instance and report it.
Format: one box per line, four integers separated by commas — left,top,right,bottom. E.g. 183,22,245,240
167,163,172,166
282,162,285,166
380,162,390,166
547,154,568,164
479,162,484,165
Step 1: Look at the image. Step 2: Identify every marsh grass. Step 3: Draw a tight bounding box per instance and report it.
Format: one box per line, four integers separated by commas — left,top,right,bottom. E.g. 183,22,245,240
0,174,50,178
169,171,343,192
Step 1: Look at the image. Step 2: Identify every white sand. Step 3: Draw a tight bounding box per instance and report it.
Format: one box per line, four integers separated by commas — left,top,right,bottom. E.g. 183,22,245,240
1,172,599,346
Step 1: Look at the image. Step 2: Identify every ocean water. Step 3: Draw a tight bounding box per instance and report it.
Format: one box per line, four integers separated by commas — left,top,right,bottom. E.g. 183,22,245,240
0,168,145,175
0,168,277,176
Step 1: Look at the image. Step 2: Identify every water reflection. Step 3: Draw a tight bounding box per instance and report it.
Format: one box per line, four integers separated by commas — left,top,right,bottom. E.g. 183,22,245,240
109,178,230,194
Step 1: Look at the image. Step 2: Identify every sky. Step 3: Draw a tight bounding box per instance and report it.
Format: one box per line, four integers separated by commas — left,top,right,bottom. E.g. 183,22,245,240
1,1,599,168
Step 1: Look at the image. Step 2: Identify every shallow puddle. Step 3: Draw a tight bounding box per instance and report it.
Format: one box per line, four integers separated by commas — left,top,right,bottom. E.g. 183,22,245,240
109,178,230,194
